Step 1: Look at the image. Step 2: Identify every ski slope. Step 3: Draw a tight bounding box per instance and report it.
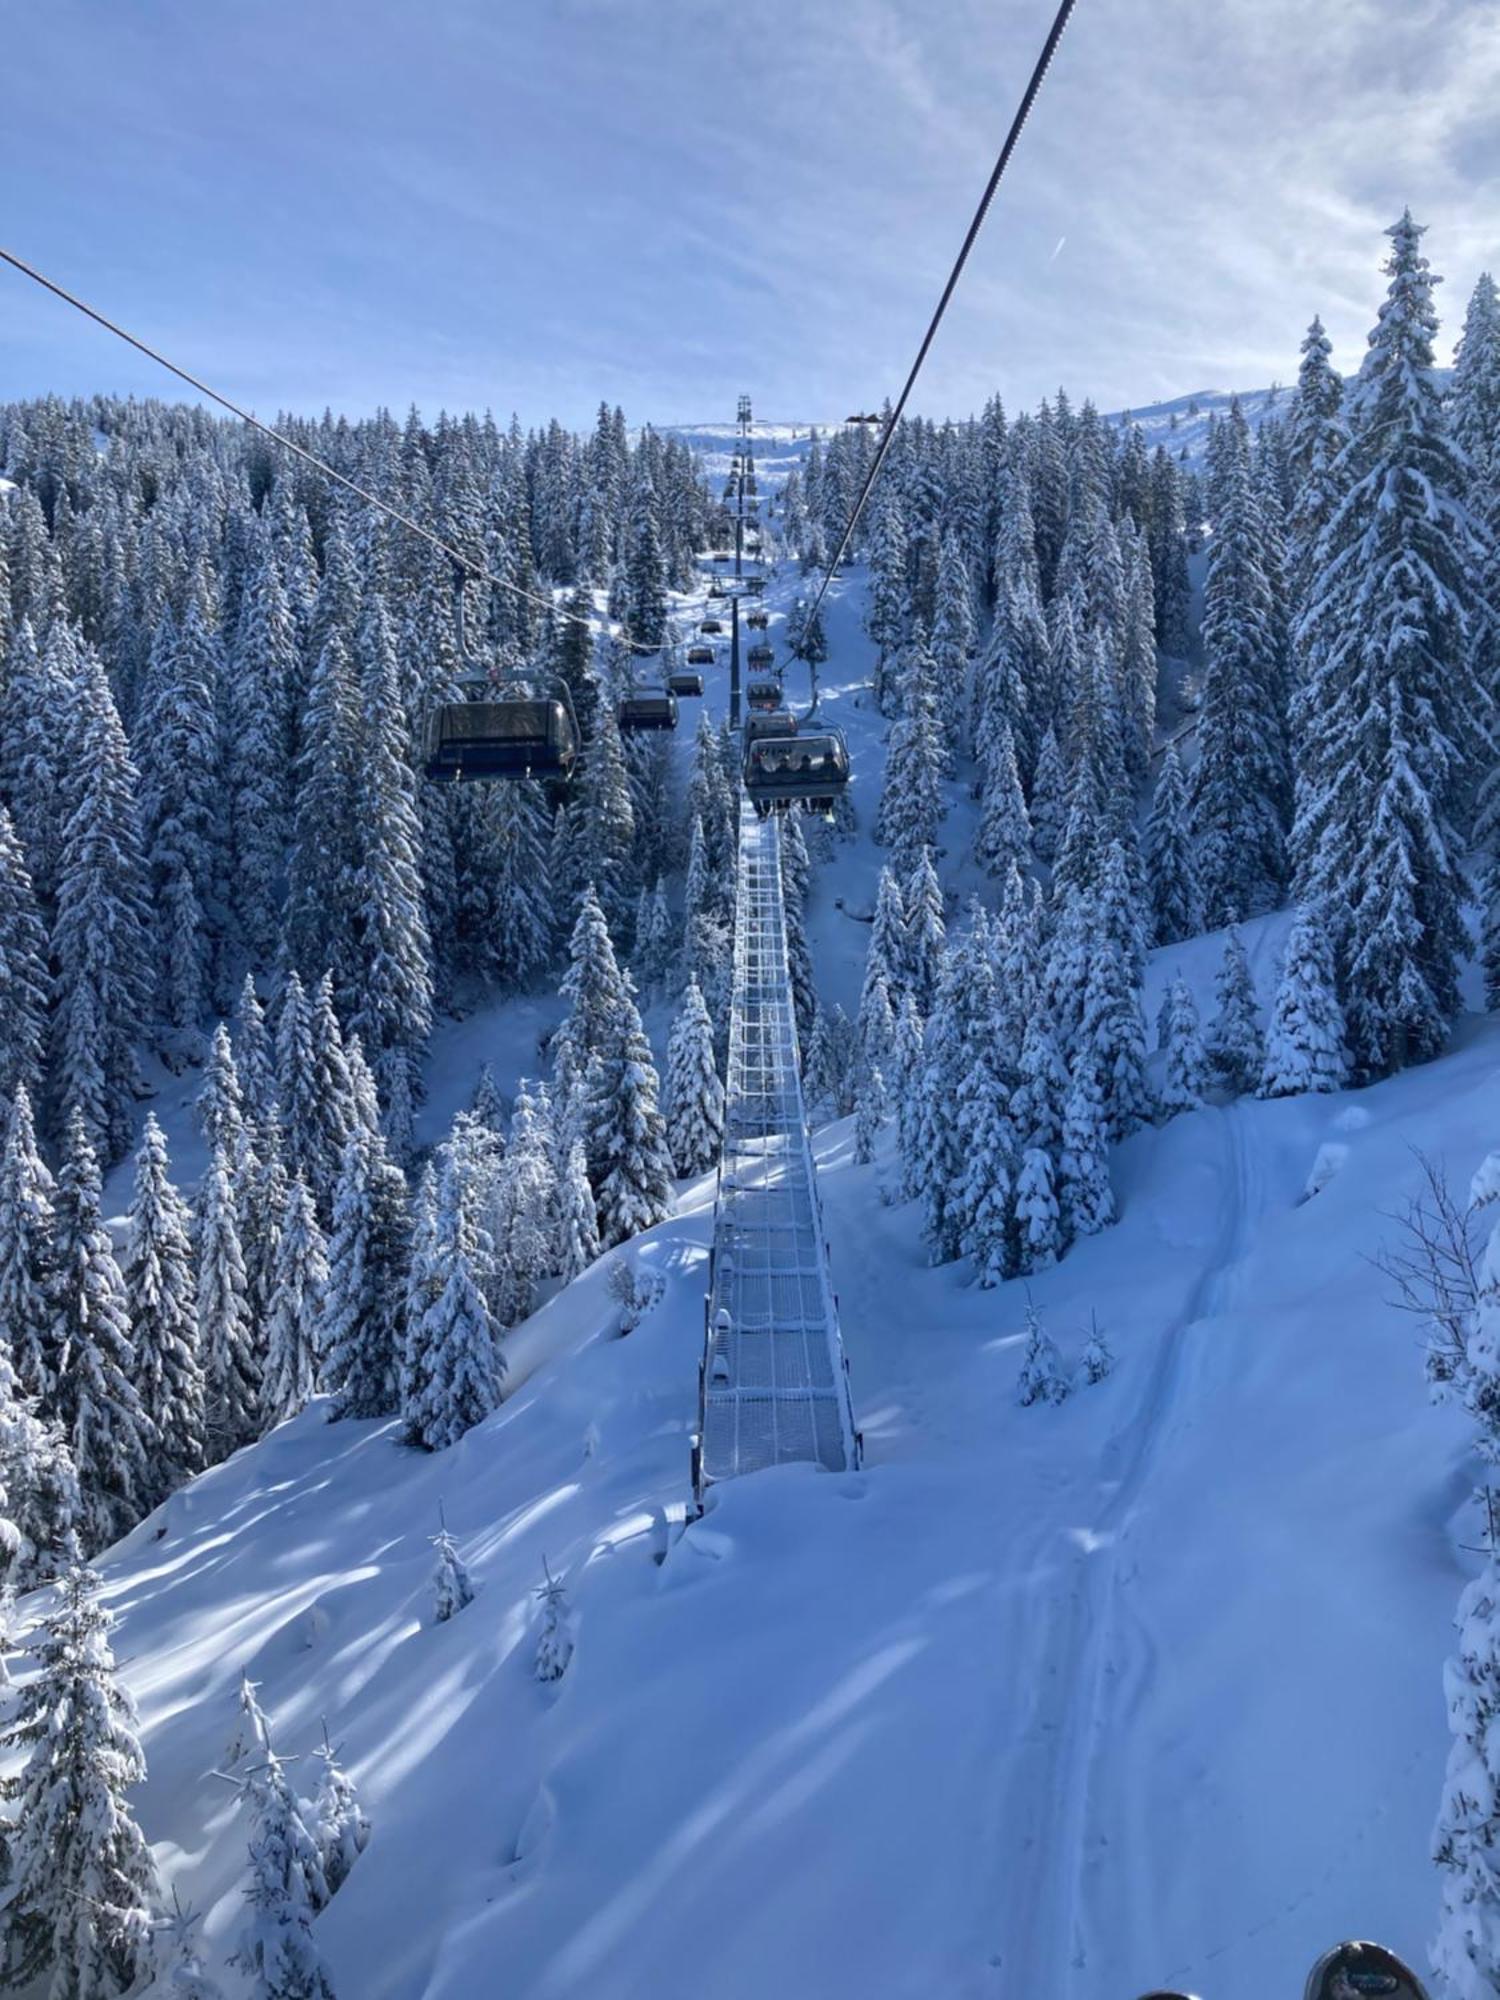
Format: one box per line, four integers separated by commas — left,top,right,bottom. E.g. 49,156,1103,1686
44,555,1483,2000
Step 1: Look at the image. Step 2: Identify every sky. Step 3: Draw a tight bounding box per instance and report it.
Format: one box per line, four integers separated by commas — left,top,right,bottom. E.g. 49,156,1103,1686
2,0,1498,432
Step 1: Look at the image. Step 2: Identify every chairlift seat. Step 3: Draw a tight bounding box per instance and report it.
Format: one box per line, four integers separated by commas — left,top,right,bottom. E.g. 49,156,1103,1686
422,696,578,783
744,710,798,747
747,677,782,712
668,671,704,697
747,643,775,668
687,644,714,665
700,617,724,635
743,728,850,816
618,691,679,732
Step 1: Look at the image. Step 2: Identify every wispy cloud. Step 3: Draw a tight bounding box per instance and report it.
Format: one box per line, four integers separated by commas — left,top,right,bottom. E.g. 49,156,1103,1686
1,0,1495,425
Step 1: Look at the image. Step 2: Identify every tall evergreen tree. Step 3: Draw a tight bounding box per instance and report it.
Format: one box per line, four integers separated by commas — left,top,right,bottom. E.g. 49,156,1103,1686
263,1176,329,1424
1293,214,1491,1078
0,806,48,1109
1206,927,1264,1096
1145,742,1202,945
664,979,725,1177
0,1563,159,1998
0,1085,60,1406
123,1114,203,1503
54,1109,154,1552
197,1141,261,1463
320,1120,409,1423
1258,905,1348,1097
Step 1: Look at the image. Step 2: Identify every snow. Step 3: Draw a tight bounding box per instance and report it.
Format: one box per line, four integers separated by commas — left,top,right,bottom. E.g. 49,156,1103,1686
50,552,1486,1998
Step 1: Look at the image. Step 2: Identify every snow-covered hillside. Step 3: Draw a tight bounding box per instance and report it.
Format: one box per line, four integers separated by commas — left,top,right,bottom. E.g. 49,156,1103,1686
64,555,1478,2000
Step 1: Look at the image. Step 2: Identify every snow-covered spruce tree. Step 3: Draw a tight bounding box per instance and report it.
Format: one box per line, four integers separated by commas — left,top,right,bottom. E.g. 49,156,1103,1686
664,978,724,1177
234,975,280,1129
136,594,220,1049
534,1561,575,1684
855,972,896,1085
228,533,299,965
954,1047,1016,1288
123,1113,204,1502
152,1896,226,2000
556,1138,601,1282
321,1119,410,1423
430,1513,476,1623
865,866,908,1010
1206,927,1264,1097
276,970,358,1223
974,714,1032,879
1081,1312,1114,1385
344,594,434,1142
198,1021,247,1161
1078,933,1154,1141
1432,1546,1500,2000
0,1393,81,1594
1058,1054,1116,1243
197,1141,261,1463
0,1562,159,1997
54,1109,154,1552
230,1731,336,2000
903,848,946,1017
577,705,637,940
1159,976,1209,1118
285,630,359,989
309,1728,369,1900
263,1176,329,1425
875,645,946,876
891,995,926,1203
1014,1145,1063,1274
1293,214,1490,1079
1016,1303,1069,1408
1028,721,1067,868
402,1145,502,1452
50,649,152,1163
0,806,48,1109
1009,1010,1069,1159
0,1083,61,1406
487,1084,557,1329
552,886,628,1118
1191,419,1290,926
1284,316,1349,614
1259,904,1349,1098
853,1065,888,1168
1145,743,1202,946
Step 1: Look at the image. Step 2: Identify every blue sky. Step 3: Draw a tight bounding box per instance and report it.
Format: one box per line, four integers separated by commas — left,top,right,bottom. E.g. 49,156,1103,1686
3,0,1497,430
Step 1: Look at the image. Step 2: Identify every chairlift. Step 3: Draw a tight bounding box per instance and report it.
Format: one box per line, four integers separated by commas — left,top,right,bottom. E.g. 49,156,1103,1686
743,728,851,818
708,580,727,599
746,608,769,630
668,670,704,698
700,616,724,636
687,643,715,665
747,676,782,713
617,689,679,733
422,562,580,783
747,643,775,669
742,575,766,595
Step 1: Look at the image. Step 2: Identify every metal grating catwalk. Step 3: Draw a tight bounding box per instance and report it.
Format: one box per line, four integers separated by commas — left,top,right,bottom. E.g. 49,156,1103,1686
693,801,860,1501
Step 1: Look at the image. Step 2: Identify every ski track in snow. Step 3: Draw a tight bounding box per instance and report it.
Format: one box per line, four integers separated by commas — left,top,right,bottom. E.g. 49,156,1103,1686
982,1103,1259,1998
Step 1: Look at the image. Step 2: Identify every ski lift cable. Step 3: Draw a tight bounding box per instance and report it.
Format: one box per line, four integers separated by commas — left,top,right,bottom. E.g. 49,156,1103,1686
800,0,1080,640
0,244,653,655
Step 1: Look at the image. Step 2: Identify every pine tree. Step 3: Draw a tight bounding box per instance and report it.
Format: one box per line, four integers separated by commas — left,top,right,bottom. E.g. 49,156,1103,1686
903,849,946,1016
1284,317,1349,614
534,1561,575,1683
198,1141,261,1472
1145,743,1202,945
286,631,359,986
0,1398,80,1595
1191,411,1289,925
586,1001,674,1248
853,1065,888,1168
264,1176,329,1424
556,1138,601,1281
0,1563,159,1998
123,1114,204,1502
402,1146,503,1451
664,979,725,1176
430,1514,476,1623
309,1728,369,1900
0,806,48,1109
891,996,926,1203
1016,1303,1069,1407
321,1121,409,1423
1058,1055,1116,1242
1028,722,1067,866
974,715,1032,878
231,1732,336,2000
51,650,151,1162
1014,1145,1062,1274
1079,935,1155,1140
153,1896,226,2000
1293,214,1489,1078
1433,1548,1500,2000
865,867,907,1007
54,1110,154,1552
229,538,298,963
1160,976,1209,1117
0,1084,61,1406
1206,928,1264,1097
1081,1313,1114,1385
1258,905,1348,1097
198,1020,247,1160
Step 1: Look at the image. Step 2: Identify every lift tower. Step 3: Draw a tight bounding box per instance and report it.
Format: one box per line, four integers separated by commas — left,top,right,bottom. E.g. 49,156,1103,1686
727,393,754,728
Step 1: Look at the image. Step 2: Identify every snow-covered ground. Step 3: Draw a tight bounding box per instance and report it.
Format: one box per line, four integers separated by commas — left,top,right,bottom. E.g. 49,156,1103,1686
62,555,1484,1999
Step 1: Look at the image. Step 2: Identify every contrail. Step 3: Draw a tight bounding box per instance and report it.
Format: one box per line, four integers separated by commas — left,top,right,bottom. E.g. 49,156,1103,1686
1049,235,1067,262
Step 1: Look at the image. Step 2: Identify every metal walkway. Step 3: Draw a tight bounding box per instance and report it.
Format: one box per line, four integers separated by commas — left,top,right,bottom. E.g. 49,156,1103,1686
693,801,860,1502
